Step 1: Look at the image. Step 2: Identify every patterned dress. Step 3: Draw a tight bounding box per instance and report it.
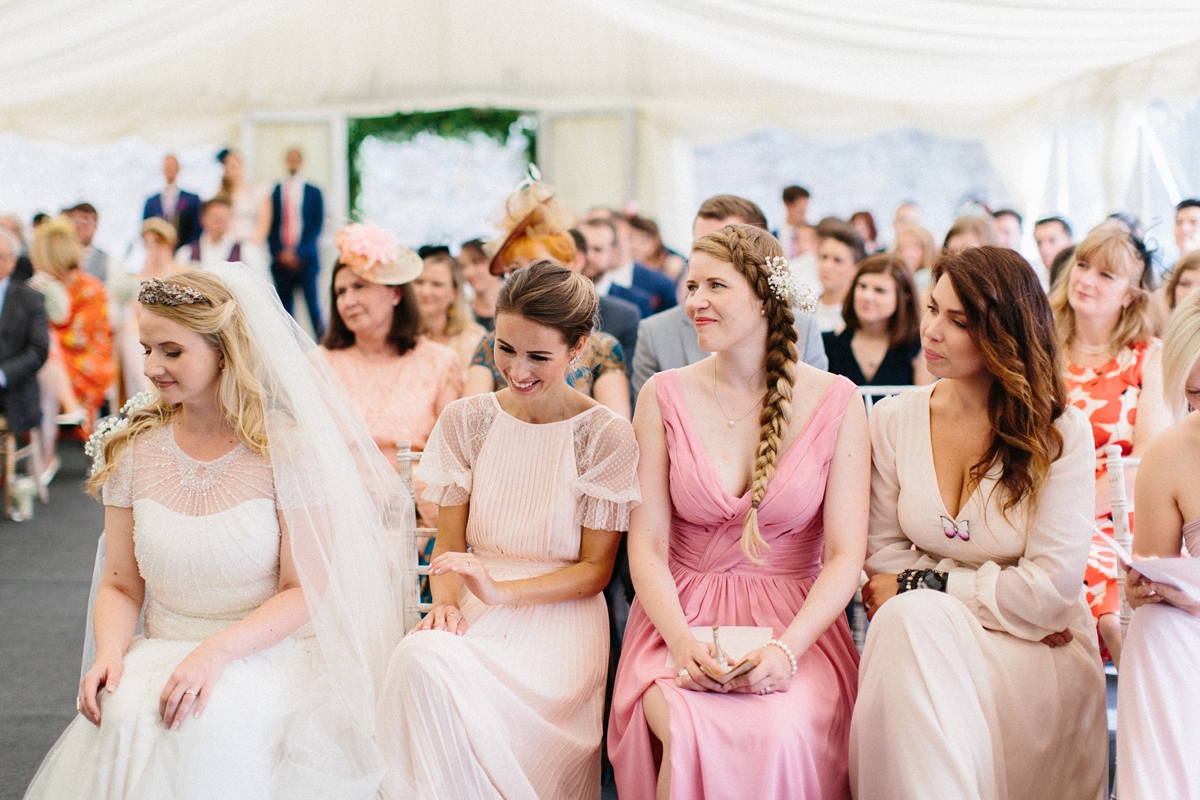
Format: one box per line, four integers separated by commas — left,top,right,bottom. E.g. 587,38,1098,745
1064,339,1159,619
53,271,116,428
469,330,626,396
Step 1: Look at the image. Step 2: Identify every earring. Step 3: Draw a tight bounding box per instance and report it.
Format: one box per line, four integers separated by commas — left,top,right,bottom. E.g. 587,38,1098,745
760,307,766,316
569,354,581,370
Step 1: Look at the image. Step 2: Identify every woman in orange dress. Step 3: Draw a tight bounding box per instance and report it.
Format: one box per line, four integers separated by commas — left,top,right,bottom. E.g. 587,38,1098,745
1050,223,1175,667
30,216,115,463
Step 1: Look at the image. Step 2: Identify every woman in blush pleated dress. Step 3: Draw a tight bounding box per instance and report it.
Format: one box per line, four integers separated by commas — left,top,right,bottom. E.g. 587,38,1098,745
375,261,640,800
852,246,1109,800
609,224,869,800
1117,290,1200,799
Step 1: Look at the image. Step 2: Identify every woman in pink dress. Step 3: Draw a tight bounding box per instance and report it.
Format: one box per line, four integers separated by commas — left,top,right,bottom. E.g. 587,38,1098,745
1118,290,1200,798
609,224,870,800
375,261,640,799
319,224,462,526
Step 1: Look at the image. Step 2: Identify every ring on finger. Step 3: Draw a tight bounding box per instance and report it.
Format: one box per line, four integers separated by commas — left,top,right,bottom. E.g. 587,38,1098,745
184,689,199,696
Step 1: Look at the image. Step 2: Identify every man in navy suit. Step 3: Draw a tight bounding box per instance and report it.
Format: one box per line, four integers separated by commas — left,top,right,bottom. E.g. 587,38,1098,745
580,217,655,318
143,155,201,246
269,148,325,337
587,209,678,313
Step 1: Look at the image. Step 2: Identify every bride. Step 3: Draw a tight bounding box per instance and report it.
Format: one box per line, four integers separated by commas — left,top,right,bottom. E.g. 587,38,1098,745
24,267,408,799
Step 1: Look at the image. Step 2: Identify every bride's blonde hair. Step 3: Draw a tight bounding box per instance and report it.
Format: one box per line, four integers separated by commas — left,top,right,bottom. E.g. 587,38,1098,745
87,270,269,494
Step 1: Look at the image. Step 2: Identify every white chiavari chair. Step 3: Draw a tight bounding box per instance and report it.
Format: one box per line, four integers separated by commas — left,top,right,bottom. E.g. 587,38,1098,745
1104,444,1138,800
396,440,438,632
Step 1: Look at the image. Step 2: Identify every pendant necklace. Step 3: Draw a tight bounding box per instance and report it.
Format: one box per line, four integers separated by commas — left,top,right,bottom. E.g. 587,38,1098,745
712,360,766,427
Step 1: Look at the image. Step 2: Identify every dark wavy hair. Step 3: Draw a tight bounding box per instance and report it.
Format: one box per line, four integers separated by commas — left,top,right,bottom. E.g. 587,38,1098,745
322,261,420,355
932,246,1068,521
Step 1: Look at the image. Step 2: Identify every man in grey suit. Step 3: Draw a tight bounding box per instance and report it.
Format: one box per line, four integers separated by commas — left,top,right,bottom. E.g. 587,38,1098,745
632,195,827,397
65,203,117,283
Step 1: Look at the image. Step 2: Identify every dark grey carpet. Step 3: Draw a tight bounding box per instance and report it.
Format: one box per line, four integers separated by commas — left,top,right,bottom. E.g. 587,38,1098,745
1,441,101,799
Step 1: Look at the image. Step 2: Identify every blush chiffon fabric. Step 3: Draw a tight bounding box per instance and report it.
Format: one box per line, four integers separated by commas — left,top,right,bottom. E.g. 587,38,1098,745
608,370,861,800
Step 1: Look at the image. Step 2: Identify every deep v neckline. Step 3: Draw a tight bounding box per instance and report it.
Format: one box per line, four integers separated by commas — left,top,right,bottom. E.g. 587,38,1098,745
667,370,837,506
923,384,987,520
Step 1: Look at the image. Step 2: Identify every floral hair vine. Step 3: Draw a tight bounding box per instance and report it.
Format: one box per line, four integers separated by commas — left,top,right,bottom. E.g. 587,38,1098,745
765,256,817,314
84,390,157,473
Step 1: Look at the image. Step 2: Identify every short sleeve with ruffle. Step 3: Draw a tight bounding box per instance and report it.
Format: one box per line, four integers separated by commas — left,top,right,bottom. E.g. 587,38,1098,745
572,408,641,531
101,447,134,508
415,394,498,507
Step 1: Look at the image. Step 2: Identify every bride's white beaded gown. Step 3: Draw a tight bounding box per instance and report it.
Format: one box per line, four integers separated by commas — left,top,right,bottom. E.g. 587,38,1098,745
25,425,317,799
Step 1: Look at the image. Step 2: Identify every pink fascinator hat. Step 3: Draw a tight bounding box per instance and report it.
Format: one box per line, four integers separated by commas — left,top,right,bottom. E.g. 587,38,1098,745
334,222,422,285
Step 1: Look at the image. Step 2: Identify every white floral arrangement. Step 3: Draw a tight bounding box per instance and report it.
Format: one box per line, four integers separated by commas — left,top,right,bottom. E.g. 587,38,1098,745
85,390,157,472
765,256,817,315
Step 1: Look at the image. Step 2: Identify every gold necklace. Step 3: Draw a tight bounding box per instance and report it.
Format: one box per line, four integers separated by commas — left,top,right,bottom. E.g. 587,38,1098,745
1072,340,1112,356
712,361,766,427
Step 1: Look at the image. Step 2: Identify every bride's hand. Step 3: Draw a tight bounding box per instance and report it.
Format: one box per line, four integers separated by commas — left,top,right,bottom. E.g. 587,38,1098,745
429,551,509,606
669,638,726,693
412,604,468,635
79,655,125,726
159,642,229,730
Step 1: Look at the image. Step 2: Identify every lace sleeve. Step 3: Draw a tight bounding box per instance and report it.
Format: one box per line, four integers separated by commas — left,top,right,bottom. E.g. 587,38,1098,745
573,409,641,531
414,395,498,507
102,446,134,507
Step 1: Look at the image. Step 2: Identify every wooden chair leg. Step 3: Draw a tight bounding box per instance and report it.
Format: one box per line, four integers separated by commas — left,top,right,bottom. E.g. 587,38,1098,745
4,431,16,519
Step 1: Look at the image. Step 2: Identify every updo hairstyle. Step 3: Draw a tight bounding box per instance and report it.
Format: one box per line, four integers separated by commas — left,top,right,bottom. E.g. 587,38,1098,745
1162,290,1200,416
691,224,796,564
495,260,597,351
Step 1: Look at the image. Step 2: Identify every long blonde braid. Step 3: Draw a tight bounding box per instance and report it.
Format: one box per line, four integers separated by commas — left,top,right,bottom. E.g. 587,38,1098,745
692,225,798,564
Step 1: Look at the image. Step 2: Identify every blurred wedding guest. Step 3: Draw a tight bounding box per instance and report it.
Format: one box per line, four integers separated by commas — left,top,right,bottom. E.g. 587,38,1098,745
32,212,51,229
892,201,921,228
823,255,930,387
217,148,271,244
1166,249,1200,311
30,217,115,462
1117,290,1200,800
610,225,868,799
176,198,246,271
413,250,486,376
1035,216,1074,286
852,246,1108,800
1051,225,1173,668
992,208,1023,250
628,215,686,283
582,217,654,318
459,238,500,331
465,179,631,419
942,215,999,257
589,209,677,314
850,211,879,255
269,147,325,337
815,219,867,333
570,228,639,371
111,218,181,400
143,154,201,246
1,215,33,282
890,223,938,293
778,184,811,259
0,228,49,449
1174,198,1200,256
376,261,639,800
65,202,117,283
631,195,827,397
321,224,461,526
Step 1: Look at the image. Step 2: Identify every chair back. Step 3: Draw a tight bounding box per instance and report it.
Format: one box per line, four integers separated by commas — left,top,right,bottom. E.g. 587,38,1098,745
1105,444,1139,637
397,441,438,631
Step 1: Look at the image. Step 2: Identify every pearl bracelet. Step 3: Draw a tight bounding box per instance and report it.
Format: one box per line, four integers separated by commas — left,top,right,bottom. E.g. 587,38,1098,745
766,638,798,676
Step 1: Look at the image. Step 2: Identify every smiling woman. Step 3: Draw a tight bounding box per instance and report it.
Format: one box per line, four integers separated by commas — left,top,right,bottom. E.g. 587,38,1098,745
375,260,640,799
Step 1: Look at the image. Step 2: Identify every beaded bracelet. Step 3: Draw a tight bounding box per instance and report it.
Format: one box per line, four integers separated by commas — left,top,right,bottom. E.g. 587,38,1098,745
766,638,798,676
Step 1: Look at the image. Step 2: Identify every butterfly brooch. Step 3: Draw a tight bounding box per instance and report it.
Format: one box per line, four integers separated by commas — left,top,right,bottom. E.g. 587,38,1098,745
940,516,970,542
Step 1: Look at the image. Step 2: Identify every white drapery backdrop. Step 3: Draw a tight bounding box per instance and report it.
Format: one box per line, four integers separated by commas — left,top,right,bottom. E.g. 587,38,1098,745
3,0,1200,252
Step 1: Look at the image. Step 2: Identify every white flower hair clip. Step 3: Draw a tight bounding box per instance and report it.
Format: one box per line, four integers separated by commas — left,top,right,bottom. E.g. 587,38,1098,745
85,390,157,473
765,256,817,314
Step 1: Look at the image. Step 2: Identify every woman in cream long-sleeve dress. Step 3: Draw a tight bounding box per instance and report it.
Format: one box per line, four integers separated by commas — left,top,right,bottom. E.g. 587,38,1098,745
375,261,640,800
851,246,1109,800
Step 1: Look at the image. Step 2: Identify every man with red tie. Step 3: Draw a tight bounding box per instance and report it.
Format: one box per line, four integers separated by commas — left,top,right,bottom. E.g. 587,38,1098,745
269,147,325,337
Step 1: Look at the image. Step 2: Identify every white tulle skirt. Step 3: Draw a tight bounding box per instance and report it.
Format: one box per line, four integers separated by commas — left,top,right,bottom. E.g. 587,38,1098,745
24,635,326,800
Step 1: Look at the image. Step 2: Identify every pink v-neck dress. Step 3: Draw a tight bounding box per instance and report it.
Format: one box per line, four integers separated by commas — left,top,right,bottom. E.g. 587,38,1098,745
608,370,860,800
